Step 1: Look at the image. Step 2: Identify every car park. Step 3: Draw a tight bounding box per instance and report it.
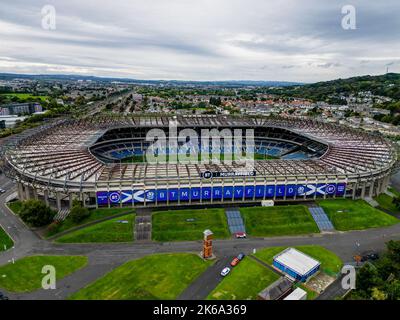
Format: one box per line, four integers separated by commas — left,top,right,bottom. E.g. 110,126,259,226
220,267,231,277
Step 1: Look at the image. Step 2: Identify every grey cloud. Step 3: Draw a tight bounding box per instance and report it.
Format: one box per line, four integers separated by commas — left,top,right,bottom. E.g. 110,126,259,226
0,0,399,81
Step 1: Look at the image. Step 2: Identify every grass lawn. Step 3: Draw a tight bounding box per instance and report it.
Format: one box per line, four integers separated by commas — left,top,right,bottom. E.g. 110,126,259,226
318,199,398,231
55,214,134,243
0,226,13,252
7,200,23,214
207,258,279,300
374,193,400,214
70,253,212,300
46,207,135,237
152,208,230,241
240,205,319,237
1,93,48,102
0,255,88,293
388,187,400,197
296,283,318,300
254,245,343,276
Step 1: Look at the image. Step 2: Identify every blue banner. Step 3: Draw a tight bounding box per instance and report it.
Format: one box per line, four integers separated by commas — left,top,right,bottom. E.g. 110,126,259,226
96,183,347,204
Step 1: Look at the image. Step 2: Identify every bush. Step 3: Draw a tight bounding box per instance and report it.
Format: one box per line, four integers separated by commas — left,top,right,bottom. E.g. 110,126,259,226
46,221,61,235
19,200,56,227
69,203,90,224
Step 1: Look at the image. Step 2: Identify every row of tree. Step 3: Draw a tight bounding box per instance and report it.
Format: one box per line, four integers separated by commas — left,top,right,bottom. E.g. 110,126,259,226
16,199,89,228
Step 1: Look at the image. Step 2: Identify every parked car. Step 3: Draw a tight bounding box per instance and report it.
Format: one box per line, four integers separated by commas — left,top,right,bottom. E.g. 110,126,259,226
361,251,379,262
0,292,9,300
237,253,245,261
220,267,231,277
0,188,5,194
230,257,240,267
234,232,246,239
353,251,380,263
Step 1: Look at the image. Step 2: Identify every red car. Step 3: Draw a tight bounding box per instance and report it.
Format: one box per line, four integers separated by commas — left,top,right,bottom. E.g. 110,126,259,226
235,232,247,239
230,257,240,267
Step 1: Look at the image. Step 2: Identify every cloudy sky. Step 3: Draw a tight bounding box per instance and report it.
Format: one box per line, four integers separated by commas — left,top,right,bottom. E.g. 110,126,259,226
0,0,399,82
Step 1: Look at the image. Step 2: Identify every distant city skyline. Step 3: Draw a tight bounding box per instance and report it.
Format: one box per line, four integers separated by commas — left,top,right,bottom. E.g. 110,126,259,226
0,0,399,82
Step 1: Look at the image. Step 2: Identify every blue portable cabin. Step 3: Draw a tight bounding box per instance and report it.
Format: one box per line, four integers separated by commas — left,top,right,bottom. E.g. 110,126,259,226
272,248,321,282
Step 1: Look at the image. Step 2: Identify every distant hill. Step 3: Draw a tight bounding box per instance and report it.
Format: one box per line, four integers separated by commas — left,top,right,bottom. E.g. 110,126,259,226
0,73,301,87
266,73,400,101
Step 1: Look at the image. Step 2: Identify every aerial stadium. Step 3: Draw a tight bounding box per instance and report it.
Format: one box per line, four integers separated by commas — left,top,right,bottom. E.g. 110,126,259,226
1,115,398,211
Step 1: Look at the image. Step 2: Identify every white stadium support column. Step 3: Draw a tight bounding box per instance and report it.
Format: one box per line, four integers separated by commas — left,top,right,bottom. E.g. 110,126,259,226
25,185,31,200
17,182,25,201
44,189,49,206
56,192,62,211
33,188,38,200
69,193,74,209
361,184,366,199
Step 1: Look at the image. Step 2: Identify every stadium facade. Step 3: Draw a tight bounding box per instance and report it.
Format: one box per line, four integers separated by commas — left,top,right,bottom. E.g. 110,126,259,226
1,115,398,211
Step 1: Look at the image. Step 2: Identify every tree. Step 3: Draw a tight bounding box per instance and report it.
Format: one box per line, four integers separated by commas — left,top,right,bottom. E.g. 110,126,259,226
209,97,221,106
385,280,400,300
385,240,400,269
356,263,381,295
371,287,387,300
392,197,400,210
19,199,56,227
69,200,90,223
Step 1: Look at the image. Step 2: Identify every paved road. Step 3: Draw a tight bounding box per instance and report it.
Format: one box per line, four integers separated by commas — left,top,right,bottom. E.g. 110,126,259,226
316,274,348,300
178,255,234,300
1,177,400,300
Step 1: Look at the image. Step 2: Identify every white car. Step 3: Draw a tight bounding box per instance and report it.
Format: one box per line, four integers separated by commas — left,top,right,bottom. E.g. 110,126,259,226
220,267,231,277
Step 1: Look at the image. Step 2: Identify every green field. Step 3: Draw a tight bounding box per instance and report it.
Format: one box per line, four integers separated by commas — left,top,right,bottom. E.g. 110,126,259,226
388,187,400,197
254,245,343,276
152,208,230,241
207,258,279,300
7,200,23,214
318,199,399,231
1,93,48,102
374,193,400,214
0,255,88,293
296,283,318,300
0,226,13,252
55,214,134,243
240,205,319,237
70,253,212,300
46,207,135,237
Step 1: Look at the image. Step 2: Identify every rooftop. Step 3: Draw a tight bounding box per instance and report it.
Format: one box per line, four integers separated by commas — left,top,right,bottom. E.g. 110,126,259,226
274,247,320,276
